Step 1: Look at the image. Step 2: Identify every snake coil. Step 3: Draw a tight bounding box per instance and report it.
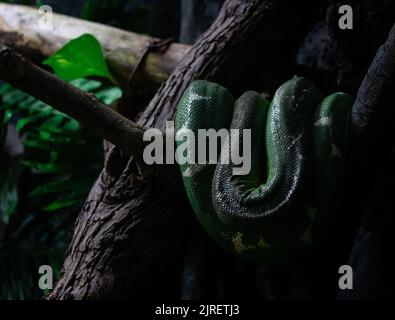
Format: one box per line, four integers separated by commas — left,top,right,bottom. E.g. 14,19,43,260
176,77,353,261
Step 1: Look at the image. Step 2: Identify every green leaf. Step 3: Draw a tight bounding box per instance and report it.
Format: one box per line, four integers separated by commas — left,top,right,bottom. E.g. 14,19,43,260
20,160,71,174
63,119,80,131
0,84,9,95
43,199,81,212
0,78,115,216
28,179,72,198
2,89,27,106
18,96,37,109
95,87,122,105
0,159,22,224
40,113,66,131
70,78,102,92
3,110,13,124
16,113,48,131
43,34,116,84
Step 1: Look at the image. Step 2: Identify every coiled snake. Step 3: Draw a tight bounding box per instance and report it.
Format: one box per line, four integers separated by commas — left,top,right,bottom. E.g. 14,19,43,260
176,77,353,261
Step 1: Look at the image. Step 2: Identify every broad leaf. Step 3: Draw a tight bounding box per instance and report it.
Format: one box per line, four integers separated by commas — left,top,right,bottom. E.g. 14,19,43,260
43,199,81,212
43,34,116,84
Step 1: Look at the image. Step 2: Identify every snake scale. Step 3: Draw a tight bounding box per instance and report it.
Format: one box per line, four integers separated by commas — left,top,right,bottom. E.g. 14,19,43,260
175,77,353,262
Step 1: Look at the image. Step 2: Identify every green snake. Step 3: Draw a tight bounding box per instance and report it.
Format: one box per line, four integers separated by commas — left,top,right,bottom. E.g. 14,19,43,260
175,77,353,262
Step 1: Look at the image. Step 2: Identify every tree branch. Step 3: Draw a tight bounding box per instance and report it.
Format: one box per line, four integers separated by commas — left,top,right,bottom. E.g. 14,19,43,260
351,22,395,138
337,22,395,300
0,3,190,88
0,46,148,164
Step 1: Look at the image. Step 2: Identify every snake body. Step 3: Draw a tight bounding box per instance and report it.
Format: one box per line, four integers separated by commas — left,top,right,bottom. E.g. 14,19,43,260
176,77,353,261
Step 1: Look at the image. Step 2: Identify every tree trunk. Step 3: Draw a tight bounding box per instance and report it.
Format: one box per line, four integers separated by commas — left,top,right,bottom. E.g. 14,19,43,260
290,1,395,299
48,0,320,299
337,21,395,300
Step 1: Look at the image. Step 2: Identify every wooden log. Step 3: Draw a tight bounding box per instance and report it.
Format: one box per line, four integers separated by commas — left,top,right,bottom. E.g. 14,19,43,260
0,3,190,87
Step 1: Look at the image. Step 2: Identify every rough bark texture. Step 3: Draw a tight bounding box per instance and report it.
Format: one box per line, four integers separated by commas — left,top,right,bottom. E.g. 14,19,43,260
351,22,395,137
48,0,319,299
0,3,190,88
297,0,395,94
289,1,395,299
337,22,395,300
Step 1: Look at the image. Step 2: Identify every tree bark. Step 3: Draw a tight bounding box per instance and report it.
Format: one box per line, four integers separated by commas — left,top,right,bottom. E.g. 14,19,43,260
47,0,320,299
0,3,190,88
337,22,395,300
291,1,395,299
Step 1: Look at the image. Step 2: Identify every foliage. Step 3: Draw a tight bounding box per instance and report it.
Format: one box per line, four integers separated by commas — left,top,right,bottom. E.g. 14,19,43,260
81,0,153,34
0,28,122,299
43,34,116,84
0,0,153,301
0,78,121,299
0,154,21,225
0,249,63,300
0,79,121,217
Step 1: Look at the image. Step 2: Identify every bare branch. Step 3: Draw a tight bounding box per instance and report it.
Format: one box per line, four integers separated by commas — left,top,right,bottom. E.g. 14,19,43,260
0,46,148,163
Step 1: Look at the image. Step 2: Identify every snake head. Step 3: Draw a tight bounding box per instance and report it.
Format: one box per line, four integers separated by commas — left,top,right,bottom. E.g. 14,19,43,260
0,45,25,80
